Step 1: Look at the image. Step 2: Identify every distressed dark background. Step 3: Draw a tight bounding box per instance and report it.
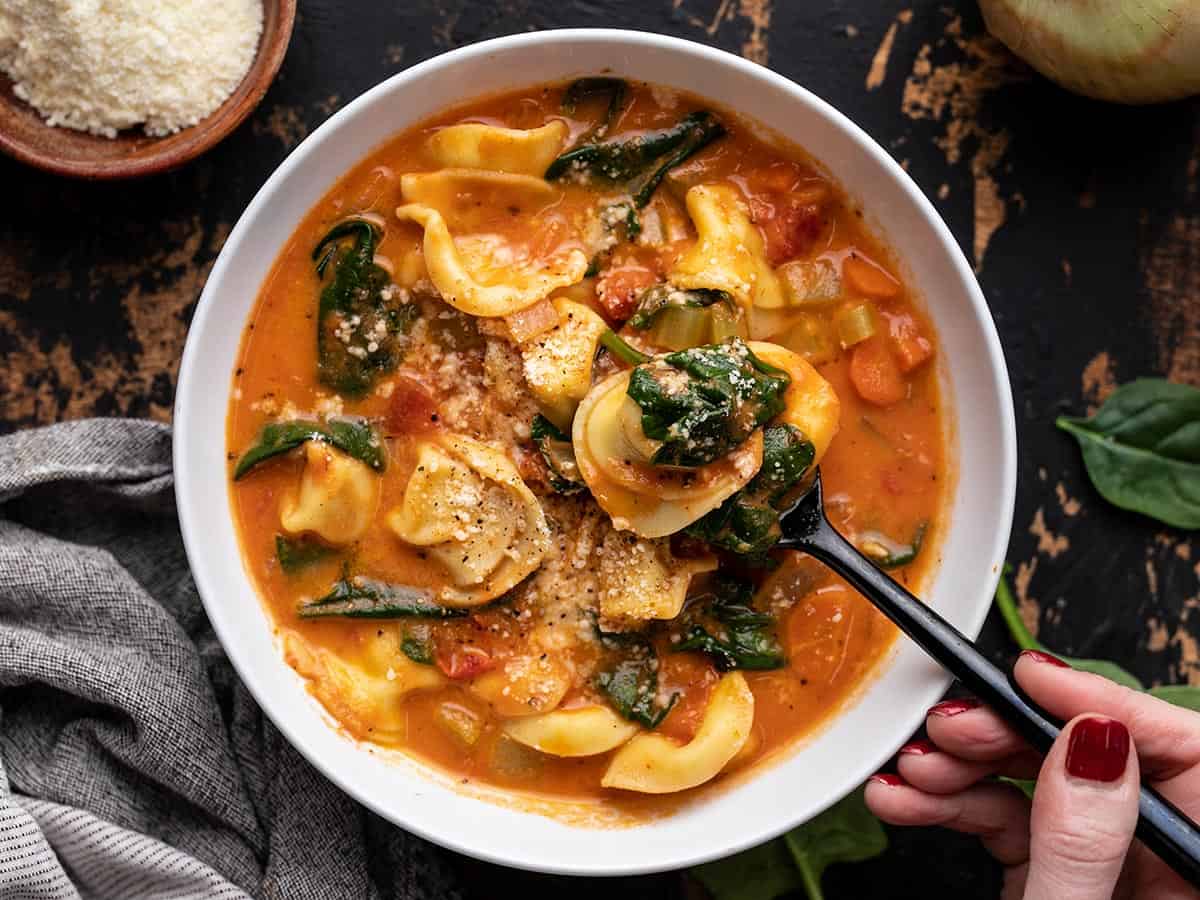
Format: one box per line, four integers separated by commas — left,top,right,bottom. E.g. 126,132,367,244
2,1,1198,897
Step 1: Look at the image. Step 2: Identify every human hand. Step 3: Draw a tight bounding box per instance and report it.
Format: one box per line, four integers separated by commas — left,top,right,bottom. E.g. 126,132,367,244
865,649,1200,899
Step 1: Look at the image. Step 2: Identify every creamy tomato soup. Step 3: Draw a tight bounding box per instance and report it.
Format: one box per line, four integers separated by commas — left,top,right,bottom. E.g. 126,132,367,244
227,79,948,814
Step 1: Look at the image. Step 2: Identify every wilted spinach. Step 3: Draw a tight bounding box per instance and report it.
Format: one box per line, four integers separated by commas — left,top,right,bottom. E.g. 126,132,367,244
599,329,651,366
627,338,790,467
1057,378,1200,530
628,285,733,331
233,418,385,480
673,576,785,671
401,624,435,665
692,787,887,900
561,77,627,137
594,626,677,728
545,110,726,208
530,414,586,495
313,219,419,397
298,575,467,620
859,522,927,570
686,424,814,556
275,535,335,574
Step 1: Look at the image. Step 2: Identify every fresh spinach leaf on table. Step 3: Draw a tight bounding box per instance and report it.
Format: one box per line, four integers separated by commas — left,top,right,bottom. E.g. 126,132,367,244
1057,378,1200,530
692,787,887,900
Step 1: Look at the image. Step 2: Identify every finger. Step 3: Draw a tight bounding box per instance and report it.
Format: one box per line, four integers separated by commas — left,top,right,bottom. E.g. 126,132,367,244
897,739,1042,794
866,774,1032,865
925,699,1029,762
1016,650,1200,779
1023,714,1139,900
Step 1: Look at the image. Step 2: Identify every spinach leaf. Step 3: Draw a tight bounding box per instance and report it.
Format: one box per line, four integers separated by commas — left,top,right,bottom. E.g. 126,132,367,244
298,575,467,620
275,535,335,574
314,219,419,397
562,77,627,136
545,111,726,208
530,414,586,494
401,624,435,665
993,568,1145,689
233,418,386,480
594,626,677,728
628,285,732,331
859,522,927,570
1147,685,1200,712
627,338,790,467
673,576,785,671
599,329,651,366
692,786,887,900
1057,378,1200,529
685,424,814,556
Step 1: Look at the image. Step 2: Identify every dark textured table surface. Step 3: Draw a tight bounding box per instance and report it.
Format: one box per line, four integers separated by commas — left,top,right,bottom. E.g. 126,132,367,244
3,2,1198,897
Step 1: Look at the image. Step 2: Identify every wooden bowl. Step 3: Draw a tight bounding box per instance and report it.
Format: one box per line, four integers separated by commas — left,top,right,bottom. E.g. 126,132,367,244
0,0,296,179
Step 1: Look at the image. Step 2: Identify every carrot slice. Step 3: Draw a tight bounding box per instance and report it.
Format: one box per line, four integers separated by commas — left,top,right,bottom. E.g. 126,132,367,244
843,254,901,299
850,336,907,406
886,311,934,373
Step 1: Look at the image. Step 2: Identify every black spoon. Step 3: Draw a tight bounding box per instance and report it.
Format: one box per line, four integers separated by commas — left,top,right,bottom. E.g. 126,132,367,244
776,470,1200,889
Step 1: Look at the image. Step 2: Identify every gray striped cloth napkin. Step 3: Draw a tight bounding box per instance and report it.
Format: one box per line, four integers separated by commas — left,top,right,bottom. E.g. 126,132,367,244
0,420,462,899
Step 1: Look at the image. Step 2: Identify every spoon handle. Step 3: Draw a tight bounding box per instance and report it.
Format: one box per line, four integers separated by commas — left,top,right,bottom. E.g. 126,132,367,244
792,518,1200,889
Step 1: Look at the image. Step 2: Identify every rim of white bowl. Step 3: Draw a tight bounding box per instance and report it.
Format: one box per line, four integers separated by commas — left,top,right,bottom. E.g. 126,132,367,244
175,28,1017,876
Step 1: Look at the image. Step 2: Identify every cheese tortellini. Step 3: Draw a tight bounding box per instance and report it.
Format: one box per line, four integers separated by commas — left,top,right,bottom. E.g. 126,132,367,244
283,629,442,742
387,434,550,606
279,442,380,545
602,672,755,793
503,705,640,757
520,297,610,431
596,529,716,629
670,183,785,310
749,341,841,465
395,203,588,317
400,169,559,225
426,121,568,175
572,370,764,538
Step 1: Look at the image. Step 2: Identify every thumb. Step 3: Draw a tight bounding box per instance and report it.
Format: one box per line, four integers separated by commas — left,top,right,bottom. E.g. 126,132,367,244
1024,714,1139,900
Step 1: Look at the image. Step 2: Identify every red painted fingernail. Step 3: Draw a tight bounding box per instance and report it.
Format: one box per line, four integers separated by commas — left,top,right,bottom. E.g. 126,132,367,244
928,698,980,718
1065,717,1130,783
1020,649,1071,668
869,773,905,787
899,739,937,756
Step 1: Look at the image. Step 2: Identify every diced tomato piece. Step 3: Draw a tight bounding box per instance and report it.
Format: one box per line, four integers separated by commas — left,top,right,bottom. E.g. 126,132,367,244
385,374,440,434
885,311,934,373
758,198,824,266
850,336,907,407
435,645,495,681
596,265,658,322
843,254,901,299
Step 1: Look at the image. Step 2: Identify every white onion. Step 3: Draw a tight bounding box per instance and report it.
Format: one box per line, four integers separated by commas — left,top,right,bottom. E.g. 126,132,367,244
980,0,1200,104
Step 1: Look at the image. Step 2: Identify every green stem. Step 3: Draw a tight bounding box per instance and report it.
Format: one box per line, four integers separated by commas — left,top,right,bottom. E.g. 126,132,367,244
600,329,650,366
993,568,1041,652
794,856,824,900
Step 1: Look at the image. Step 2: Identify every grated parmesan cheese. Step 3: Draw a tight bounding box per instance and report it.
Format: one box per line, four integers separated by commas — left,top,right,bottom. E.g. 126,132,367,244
0,0,263,138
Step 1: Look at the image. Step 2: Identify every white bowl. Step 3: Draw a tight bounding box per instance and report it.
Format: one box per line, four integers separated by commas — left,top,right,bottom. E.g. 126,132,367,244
175,28,1016,876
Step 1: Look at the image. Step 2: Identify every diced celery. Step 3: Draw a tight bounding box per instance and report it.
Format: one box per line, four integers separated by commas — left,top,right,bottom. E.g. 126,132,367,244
490,735,544,777
778,258,841,307
435,702,484,747
646,304,710,350
709,302,749,342
779,314,838,365
835,302,878,348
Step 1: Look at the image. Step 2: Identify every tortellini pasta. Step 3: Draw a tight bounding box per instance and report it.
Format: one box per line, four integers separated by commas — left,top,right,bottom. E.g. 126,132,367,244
400,169,559,228
601,672,755,793
279,442,380,545
503,705,640,757
386,434,550,606
395,203,589,317
670,183,785,310
572,370,764,538
282,629,442,742
596,529,716,629
426,121,568,176
470,651,573,718
520,297,610,431
748,341,840,464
